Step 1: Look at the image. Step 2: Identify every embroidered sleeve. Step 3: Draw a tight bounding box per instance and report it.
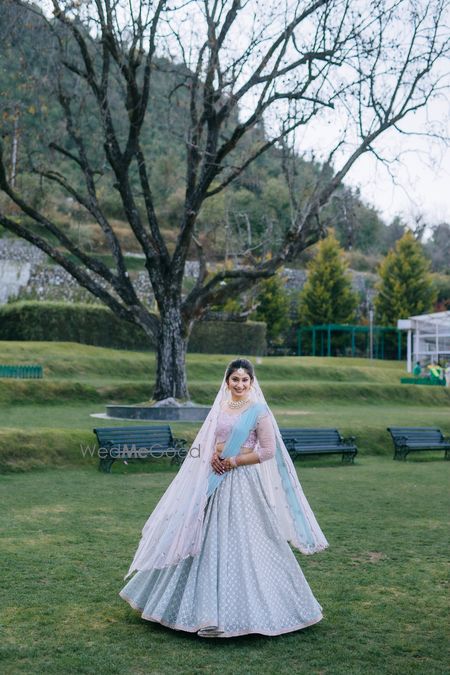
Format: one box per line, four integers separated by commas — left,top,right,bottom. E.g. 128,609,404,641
254,412,276,462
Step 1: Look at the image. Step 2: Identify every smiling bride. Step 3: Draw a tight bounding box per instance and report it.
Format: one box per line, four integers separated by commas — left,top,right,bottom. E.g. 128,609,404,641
119,358,328,638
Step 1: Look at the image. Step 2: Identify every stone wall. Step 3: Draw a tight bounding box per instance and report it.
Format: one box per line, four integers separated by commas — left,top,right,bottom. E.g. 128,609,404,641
0,237,376,307
0,240,47,304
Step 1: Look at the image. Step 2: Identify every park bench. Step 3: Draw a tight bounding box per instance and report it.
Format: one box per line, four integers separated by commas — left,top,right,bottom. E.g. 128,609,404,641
0,364,43,379
387,427,450,461
93,425,187,473
280,428,358,464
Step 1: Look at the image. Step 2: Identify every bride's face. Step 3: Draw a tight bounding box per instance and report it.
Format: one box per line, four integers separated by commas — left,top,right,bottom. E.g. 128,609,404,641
227,370,252,400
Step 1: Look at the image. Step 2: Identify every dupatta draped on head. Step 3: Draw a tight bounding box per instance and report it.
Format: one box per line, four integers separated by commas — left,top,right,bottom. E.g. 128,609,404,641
124,368,328,580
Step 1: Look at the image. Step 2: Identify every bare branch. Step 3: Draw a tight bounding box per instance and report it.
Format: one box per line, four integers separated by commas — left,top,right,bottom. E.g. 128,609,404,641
1,0,448,398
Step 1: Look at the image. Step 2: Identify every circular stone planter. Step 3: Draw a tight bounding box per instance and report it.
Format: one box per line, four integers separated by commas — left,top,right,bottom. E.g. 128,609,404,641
105,404,210,421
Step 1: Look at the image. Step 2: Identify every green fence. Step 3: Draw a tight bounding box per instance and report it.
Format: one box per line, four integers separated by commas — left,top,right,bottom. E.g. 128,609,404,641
297,323,404,360
0,365,43,379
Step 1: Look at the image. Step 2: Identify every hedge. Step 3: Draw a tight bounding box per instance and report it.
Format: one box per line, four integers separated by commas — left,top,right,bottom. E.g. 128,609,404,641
188,319,266,356
0,301,151,350
0,301,266,355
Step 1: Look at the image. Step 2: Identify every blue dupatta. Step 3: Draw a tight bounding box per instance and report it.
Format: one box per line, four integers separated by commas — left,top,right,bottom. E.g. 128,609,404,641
207,401,323,551
273,437,318,550
207,402,266,497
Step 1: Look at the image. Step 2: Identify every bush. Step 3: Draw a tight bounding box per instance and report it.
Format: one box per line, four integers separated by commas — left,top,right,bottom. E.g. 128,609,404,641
252,275,291,345
187,319,266,355
375,231,436,323
298,232,358,325
0,301,151,350
431,273,450,310
0,302,266,354
346,250,381,273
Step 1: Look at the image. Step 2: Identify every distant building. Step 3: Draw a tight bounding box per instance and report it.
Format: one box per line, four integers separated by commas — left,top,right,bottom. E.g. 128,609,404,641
398,312,450,372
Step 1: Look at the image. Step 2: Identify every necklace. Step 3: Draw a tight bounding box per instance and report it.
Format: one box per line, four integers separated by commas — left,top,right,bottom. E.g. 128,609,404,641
228,398,249,409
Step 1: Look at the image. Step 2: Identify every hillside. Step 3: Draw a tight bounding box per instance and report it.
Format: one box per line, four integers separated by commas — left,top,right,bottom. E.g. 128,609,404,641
0,0,406,262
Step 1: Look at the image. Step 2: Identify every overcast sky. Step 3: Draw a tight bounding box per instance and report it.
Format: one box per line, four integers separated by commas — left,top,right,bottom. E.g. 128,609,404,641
342,96,450,228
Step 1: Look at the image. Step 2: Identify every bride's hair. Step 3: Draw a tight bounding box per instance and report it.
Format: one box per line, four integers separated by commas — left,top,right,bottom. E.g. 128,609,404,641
225,358,254,382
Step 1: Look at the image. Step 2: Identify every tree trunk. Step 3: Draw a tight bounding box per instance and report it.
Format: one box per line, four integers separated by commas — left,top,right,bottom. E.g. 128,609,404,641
153,301,189,401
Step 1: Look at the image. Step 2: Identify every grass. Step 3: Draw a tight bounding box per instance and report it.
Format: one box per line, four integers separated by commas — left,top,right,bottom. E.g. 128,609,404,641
1,457,448,674
0,400,449,472
0,342,421,380
0,343,449,672
0,342,155,379
0,342,448,471
1,379,449,407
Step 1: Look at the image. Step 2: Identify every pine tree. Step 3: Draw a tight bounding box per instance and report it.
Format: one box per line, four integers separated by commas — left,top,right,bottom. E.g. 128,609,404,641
298,232,358,325
254,275,291,344
375,230,436,324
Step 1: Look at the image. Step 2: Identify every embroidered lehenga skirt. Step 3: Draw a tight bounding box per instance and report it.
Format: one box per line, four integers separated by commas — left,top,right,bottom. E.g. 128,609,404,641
119,465,323,637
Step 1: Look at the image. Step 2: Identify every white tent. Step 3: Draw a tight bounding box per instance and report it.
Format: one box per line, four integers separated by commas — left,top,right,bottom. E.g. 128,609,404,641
398,311,450,372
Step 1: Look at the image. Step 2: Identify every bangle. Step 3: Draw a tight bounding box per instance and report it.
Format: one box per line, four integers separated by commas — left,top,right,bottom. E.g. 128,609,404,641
229,456,237,469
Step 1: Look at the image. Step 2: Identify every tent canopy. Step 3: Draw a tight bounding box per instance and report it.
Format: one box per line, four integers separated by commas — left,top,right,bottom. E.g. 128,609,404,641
397,311,450,371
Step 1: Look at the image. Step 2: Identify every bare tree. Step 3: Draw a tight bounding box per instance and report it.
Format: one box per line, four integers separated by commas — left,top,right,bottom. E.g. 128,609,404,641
0,0,448,399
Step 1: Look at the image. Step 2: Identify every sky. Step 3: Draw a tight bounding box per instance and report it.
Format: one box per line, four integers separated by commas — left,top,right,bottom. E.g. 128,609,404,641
348,150,450,227
342,97,450,228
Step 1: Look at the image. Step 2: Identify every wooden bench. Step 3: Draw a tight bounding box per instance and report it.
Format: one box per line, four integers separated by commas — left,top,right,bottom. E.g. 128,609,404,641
280,428,358,464
387,427,450,460
93,425,187,473
0,364,43,379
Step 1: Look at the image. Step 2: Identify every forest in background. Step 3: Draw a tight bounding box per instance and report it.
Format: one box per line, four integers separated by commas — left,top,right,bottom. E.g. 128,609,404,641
0,1,448,299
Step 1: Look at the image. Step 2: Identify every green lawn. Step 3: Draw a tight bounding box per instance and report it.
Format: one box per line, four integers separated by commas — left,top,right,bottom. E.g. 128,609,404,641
0,342,448,471
1,457,448,674
0,341,439,385
1,343,449,672
1,400,449,432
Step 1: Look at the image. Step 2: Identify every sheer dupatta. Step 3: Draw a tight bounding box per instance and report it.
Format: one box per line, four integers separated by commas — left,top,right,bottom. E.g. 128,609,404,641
124,370,328,580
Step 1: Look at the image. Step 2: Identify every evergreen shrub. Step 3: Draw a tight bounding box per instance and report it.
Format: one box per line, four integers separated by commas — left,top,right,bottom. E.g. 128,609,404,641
375,231,436,323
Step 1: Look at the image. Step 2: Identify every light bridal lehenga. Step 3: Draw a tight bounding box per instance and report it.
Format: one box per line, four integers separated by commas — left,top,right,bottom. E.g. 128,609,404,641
119,360,328,638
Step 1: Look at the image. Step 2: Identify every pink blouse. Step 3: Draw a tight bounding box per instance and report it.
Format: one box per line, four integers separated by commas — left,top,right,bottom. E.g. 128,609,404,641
215,408,276,462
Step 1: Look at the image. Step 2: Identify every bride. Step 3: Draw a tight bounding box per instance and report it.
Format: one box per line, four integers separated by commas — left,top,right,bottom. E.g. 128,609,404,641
119,358,328,637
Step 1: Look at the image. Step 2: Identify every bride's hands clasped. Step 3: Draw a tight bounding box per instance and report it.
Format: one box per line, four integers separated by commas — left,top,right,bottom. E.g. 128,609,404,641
211,452,234,474
211,452,225,474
